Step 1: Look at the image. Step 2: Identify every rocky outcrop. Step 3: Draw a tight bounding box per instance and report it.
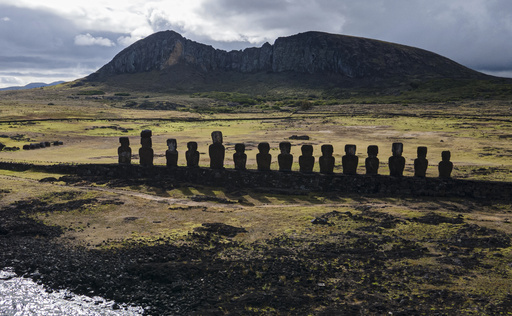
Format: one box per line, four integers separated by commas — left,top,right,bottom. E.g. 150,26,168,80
88,30,485,83
89,31,274,78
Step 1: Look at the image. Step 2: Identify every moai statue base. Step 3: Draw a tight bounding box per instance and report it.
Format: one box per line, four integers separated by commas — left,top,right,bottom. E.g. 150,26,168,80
319,144,335,174
342,144,358,175
209,131,225,169
388,142,405,177
186,141,200,168
118,136,131,164
438,151,453,178
257,142,272,171
278,142,293,172
166,138,178,168
233,143,247,170
414,146,428,177
365,145,379,175
299,145,315,173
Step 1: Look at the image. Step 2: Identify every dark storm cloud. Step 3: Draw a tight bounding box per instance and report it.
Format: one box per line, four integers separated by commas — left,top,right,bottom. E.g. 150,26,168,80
198,0,345,41
336,1,512,72
196,0,512,75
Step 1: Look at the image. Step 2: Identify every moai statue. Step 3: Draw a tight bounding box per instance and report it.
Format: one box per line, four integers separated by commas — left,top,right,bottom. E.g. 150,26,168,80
186,141,200,168
166,138,178,168
319,144,335,174
299,145,315,173
388,142,405,177
365,145,379,175
209,131,225,169
118,136,131,164
233,143,247,170
278,142,293,172
414,146,428,177
438,151,453,178
342,144,358,175
139,130,154,167
257,142,272,171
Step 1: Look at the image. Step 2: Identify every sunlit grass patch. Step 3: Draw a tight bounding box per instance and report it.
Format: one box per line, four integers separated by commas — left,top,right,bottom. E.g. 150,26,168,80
0,168,68,180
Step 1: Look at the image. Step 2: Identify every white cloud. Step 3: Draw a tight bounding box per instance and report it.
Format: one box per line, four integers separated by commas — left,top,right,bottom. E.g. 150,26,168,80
74,33,115,47
1,17,9,21
0,76,22,85
0,67,93,89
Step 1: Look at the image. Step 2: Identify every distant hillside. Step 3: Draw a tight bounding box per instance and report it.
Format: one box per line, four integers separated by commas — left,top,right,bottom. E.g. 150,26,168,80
85,30,492,94
0,81,65,91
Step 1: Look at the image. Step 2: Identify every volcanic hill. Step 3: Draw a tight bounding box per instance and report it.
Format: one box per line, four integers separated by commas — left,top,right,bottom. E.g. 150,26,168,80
85,30,490,94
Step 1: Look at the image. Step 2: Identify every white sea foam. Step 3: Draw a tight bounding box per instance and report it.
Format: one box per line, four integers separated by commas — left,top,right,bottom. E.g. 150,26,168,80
0,268,143,316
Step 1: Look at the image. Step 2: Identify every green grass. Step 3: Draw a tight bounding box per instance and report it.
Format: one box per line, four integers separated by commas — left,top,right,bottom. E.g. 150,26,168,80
76,90,105,95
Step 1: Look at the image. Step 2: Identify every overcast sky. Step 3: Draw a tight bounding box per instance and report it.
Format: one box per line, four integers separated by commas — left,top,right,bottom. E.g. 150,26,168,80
0,0,511,88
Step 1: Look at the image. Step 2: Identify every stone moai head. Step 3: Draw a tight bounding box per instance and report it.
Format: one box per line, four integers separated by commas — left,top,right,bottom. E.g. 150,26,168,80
235,143,245,153
321,144,333,156
442,150,451,161
258,142,270,154
119,137,129,147
279,142,291,154
301,145,313,156
367,145,378,157
187,141,198,151
140,129,152,138
211,131,223,144
417,146,427,158
140,129,152,147
345,144,356,156
392,142,403,156
167,138,177,151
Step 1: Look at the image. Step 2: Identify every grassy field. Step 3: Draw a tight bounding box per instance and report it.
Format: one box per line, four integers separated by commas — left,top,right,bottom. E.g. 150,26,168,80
1,84,512,314
1,85,512,180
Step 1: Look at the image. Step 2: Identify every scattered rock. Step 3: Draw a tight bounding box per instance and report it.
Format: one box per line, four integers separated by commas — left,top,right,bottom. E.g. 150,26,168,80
39,177,58,183
311,217,330,225
289,135,310,140
193,222,247,237
414,212,464,225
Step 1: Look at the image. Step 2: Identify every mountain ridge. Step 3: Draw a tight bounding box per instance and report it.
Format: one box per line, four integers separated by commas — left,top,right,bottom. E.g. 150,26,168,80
0,81,65,91
85,30,491,93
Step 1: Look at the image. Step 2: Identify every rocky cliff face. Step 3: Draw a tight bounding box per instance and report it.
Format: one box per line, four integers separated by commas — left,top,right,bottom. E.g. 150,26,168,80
88,30,484,82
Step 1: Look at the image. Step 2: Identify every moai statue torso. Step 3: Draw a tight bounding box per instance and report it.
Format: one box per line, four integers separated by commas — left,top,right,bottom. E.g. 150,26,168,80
299,145,315,173
209,131,225,169
414,146,428,177
319,144,335,174
257,142,272,171
278,142,293,172
186,141,200,168
118,136,131,164
365,145,379,175
166,138,178,168
438,151,453,178
139,130,154,167
388,142,405,177
233,143,247,170
342,144,358,175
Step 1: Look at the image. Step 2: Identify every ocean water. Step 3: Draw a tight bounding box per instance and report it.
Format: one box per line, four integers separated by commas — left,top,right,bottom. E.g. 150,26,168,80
0,268,143,316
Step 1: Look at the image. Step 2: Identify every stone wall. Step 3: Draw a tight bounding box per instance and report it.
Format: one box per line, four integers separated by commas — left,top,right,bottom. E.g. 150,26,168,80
1,162,511,201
